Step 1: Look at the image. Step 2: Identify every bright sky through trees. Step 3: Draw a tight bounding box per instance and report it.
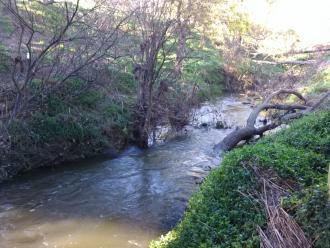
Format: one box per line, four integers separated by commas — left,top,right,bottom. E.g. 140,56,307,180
243,0,330,49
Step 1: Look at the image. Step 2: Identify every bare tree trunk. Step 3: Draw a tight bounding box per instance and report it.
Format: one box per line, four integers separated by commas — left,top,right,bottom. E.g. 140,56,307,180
133,64,152,148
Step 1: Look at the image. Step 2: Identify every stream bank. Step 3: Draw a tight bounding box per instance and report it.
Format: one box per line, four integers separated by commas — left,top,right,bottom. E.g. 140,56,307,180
151,111,330,248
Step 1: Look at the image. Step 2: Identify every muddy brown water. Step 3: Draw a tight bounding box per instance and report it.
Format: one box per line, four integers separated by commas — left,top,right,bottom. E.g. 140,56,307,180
0,97,254,248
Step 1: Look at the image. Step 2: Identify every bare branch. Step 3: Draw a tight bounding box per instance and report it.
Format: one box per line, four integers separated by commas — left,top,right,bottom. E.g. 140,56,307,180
215,89,329,152
247,89,306,127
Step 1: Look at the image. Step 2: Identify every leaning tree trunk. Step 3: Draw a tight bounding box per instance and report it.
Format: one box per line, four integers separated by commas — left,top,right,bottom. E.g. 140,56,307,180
215,89,329,152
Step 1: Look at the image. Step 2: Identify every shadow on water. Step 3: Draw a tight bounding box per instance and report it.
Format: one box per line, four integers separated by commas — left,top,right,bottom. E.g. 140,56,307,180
0,97,254,248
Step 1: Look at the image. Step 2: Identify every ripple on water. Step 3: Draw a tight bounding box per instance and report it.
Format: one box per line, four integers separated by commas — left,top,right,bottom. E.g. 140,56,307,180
0,97,254,247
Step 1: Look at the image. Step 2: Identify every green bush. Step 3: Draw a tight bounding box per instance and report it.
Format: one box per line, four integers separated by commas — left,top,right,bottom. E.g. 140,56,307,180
283,182,330,248
262,111,330,157
310,80,330,94
106,66,136,95
104,102,132,131
151,111,330,248
197,82,225,101
10,111,108,148
46,95,69,116
75,90,105,108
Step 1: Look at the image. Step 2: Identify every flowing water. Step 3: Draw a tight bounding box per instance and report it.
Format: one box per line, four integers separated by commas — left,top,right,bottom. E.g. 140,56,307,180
0,97,254,248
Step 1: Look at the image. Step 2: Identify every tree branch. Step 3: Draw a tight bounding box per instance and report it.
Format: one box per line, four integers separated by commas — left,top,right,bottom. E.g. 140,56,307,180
214,90,329,153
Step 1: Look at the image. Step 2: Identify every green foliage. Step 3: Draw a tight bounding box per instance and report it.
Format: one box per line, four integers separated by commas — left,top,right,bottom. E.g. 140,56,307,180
309,80,330,94
43,112,110,146
7,78,134,164
312,67,330,83
308,67,330,94
104,102,131,130
75,90,105,108
65,77,87,91
0,14,14,34
108,67,137,95
18,1,69,34
183,36,225,100
300,66,330,97
32,113,87,143
197,83,225,101
0,42,10,73
283,183,330,248
261,111,330,157
9,112,107,146
151,111,330,248
8,120,41,149
46,96,69,116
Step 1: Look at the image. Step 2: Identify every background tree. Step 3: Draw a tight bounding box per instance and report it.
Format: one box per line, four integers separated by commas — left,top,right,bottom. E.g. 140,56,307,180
0,0,131,120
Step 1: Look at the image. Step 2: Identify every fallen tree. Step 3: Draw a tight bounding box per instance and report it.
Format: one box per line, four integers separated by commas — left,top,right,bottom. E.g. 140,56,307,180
214,89,330,152
251,59,317,65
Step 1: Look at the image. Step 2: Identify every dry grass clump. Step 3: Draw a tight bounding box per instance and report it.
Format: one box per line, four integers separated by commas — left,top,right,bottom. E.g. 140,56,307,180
250,165,312,248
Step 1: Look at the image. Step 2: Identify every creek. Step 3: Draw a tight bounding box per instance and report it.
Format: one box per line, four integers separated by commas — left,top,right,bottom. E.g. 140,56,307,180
0,97,254,248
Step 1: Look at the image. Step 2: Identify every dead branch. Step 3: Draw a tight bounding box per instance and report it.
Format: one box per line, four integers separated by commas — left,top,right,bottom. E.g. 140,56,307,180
276,46,330,56
249,166,312,248
215,90,329,152
246,89,306,127
252,60,317,65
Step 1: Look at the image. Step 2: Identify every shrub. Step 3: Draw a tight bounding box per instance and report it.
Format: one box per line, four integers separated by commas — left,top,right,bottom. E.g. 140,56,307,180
283,182,330,248
104,102,132,132
262,111,330,157
75,90,105,108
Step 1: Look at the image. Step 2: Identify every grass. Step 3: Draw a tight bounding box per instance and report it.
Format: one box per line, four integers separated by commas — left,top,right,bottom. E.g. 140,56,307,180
4,75,135,178
296,61,330,97
0,42,10,73
151,111,330,248
0,14,14,34
308,67,330,94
